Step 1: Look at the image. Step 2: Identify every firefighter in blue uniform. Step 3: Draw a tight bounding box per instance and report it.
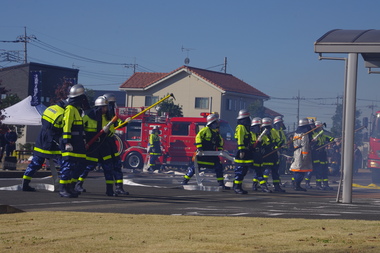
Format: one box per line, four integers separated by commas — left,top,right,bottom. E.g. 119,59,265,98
262,117,286,192
77,95,129,196
250,117,272,193
305,118,316,188
21,99,67,191
313,120,334,190
148,126,162,173
233,109,253,194
59,84,88,198
103,93,129,195
273,116,287,175
181,114,230,189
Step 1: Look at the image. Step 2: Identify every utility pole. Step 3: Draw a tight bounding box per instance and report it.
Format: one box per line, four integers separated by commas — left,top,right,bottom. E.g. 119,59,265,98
223,57,227,73
124,63,138,73
16,27,36,64
293,90,304,124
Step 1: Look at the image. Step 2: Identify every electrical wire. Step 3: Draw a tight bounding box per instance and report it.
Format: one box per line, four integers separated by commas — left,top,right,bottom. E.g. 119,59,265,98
30,39,127,65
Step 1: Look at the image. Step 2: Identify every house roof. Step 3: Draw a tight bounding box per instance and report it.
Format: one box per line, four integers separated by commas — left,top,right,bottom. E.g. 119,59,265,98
120,66,269,99
264,107,282,117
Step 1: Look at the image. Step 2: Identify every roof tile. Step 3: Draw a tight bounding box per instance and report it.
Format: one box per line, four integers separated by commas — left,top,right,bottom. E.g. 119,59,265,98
120,66,269,99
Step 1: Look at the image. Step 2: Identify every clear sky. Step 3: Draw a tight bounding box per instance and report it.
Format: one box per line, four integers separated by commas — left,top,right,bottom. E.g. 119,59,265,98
1,0,380,129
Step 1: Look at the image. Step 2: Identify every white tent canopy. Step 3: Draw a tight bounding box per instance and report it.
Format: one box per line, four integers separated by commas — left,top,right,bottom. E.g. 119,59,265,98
1,96,46,125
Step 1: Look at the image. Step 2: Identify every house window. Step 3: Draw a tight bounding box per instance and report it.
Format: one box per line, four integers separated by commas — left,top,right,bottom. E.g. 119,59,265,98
145,96,159,106
195,97,209,109
240,101,246,110
226,99,234,111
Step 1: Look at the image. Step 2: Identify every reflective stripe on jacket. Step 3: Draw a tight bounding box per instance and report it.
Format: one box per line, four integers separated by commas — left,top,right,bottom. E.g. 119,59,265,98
61,105,86,161
33,103,65,158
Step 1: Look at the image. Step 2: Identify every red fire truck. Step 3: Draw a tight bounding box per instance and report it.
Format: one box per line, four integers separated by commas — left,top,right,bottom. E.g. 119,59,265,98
114,107,237,170
367,111,380,182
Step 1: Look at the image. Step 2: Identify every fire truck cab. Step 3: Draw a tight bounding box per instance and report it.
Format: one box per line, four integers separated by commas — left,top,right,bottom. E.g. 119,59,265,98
367,111,380,183
115,107,237,170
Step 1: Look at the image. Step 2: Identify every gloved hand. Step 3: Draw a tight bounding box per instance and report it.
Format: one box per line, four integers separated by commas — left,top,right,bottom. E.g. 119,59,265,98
103,125,110,134
124,117,131,123
151,148,156,153
196,148,203,153
239,150,245,159
65,143,73,151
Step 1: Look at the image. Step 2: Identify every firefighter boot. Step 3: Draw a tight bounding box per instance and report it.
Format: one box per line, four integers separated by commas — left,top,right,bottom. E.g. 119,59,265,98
273,183,286,192
59,184,76,198
69,182,80,197
315,181,323,190
106,184,117,197
322,181,333,191
252,181,258,191
294,181,307,192
148,167,154,174
218,180,230,190
260,183,272,193
233,183,248,194
22,179,36,192
181,178,189,185
115,183,129,195
305,180,312,189
75,181,86,193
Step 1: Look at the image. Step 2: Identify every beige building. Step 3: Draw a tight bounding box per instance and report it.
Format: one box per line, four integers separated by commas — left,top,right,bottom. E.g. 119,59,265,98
119,66,279,128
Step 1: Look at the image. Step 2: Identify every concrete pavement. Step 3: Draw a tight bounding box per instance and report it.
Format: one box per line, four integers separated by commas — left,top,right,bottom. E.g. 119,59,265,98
1,167,379,220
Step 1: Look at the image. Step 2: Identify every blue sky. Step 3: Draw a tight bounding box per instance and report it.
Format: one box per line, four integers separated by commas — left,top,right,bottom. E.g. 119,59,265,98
1,0,380,129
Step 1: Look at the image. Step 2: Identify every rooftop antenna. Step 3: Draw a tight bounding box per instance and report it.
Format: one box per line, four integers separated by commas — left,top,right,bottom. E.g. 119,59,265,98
181,45,195,65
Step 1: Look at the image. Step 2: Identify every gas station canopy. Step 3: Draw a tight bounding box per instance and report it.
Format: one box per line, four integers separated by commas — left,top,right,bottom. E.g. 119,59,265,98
315,29,380,68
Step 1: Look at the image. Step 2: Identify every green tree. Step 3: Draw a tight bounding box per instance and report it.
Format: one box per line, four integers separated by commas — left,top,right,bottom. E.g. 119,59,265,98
0,80,22,137
0,93,21,110
156,96,183,117
50,79,72,105
247,100,265,118
330,103,364,145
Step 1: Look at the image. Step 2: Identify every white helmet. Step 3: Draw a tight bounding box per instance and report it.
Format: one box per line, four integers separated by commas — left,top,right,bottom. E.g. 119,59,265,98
274,116,283,124
315,121,323,127
261,117,272,127
299,118,309,126
94,96,108,107
237,109,250,119
103,93,116,103
206,114,219,126
308,118,315,125
251,117,262,126
68,84,85,98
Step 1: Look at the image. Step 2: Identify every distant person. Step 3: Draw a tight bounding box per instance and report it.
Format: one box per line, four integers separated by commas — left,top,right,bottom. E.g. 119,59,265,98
290,118,313,191
182,114,230,190
353,144,363,174
250,117,271,193
0,127,8,162
312,121,335,190
273,116,287,175
148,126,162,173
261,117,285,192
4,126,17,157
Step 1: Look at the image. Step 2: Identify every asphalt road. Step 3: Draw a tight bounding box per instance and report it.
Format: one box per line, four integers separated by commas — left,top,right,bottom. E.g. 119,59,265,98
1,168,380,220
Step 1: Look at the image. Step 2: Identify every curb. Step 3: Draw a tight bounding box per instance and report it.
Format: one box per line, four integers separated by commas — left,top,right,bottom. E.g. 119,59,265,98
0,170,52,178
